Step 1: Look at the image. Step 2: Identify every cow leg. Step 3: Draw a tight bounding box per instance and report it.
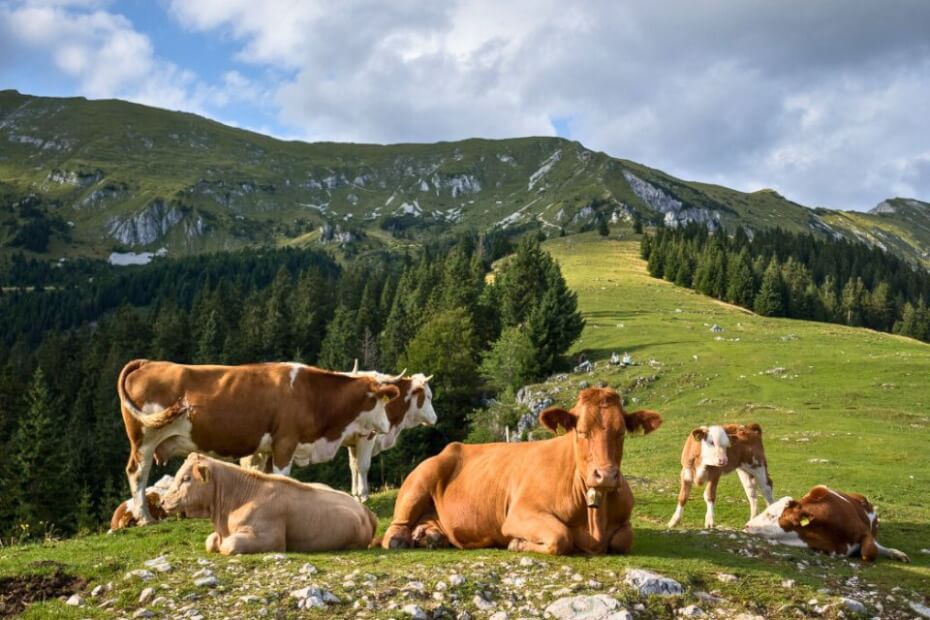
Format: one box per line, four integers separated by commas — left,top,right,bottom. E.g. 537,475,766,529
502,512,573,555
382,468,438,549
271,437,296,476
412,514,450,549
126,444,156,524
703,470,721,528
736,468,759,519
746,465,774,505
607,522,634,555
205,532,221,553
668,467,693,527
353,438,375,502
347,445,360,498
874,540,910,563
219,527,284,555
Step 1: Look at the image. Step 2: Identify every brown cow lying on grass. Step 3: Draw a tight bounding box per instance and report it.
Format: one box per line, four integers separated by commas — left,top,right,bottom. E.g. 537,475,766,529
109,474,173,531
381,387,662,555
161,454,377,554
745,485,910,562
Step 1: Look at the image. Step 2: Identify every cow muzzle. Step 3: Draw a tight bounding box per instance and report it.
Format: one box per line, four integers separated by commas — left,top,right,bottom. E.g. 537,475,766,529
589,466,620,491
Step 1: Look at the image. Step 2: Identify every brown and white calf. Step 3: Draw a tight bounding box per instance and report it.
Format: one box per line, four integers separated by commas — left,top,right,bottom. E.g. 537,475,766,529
745,485,909,562
118,360,399,524
109,474,174,531
161,454,378,554
344,364,436,502
668,423,774,528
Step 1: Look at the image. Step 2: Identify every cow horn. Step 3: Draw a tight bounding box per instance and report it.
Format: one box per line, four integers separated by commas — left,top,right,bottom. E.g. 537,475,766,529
351,359,359,374
423,374,434,382
385,369,406,382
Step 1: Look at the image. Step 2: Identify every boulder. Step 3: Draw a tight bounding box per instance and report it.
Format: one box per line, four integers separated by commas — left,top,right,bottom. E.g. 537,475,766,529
545,594,632,619
623,569,683,596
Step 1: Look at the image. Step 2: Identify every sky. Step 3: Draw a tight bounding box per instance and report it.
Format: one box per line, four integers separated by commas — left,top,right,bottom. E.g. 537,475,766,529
2,0,929,212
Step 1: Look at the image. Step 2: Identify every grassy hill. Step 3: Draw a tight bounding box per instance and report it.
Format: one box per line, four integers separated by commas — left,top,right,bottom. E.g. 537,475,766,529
2,234,928,619
3,90,930,269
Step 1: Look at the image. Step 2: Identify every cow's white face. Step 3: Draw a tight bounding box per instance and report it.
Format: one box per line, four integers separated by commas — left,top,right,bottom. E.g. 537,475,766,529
161,454,214,518
407,375,437,426
744,497,807,548
698,425,730,468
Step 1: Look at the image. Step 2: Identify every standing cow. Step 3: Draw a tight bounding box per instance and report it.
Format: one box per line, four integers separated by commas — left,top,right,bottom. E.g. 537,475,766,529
118,360,399,524
381,387,662,555
344,363,436,502
667,423,774,529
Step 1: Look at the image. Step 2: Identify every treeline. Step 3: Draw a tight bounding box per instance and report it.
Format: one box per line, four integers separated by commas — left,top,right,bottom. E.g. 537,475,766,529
641,224,930,341
0,234,583,541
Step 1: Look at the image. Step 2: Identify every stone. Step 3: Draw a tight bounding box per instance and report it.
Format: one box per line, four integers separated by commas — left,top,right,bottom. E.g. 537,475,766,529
780,579,795,589
299,562,318,575
90,584,109,597
841,598,867,614
403,604,428,619
449,574,466,587
678,605,705,617
263,553,287,562
65,594,82,606
132,610,155,619
490,612,509,620
716,573,738,584
139,587,155,604
545,594,632,619
124,569,155,581
623,569,683,596
193,575,217,587
519,556,535,567
474,594,494,611
144,556,173,572
910,601,930,619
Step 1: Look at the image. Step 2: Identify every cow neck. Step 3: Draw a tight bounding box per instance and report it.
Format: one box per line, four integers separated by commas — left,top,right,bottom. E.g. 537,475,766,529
385,380,411,428
209,460,259,534
561,433,612,554
305,370,369,441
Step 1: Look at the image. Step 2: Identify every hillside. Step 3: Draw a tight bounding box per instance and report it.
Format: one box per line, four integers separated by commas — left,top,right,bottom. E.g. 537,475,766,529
2,90,930,268
2,235,928,619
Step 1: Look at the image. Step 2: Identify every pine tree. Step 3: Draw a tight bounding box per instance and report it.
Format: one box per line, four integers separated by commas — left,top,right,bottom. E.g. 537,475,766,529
865,281,894,331
841,277,866,326
480,326,537,392
263,267,294,359
726,248,755,307
525,264,586,376
496,237,552,327
318,304,359,371
753,257,786,316
597,218,609,237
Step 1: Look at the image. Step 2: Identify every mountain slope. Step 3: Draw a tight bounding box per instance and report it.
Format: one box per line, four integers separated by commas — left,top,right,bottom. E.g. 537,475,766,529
2,89,929,268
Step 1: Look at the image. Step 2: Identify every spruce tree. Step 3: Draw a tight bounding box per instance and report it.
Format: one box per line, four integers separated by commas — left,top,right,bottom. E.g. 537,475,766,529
319,304,359,371
753,257,786,316
726,248,755,307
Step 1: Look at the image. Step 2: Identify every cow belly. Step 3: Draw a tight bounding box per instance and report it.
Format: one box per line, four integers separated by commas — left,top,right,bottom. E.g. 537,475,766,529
284,502,371,551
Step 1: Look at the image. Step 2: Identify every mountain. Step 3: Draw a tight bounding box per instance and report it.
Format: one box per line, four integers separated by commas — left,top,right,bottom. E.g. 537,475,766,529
1,89,929,267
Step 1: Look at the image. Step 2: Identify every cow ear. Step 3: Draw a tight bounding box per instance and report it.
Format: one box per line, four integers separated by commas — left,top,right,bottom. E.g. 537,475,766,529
626,409,662,434
540,407,577,433
194,463,210,483
375,384,400,402
691,426,708,441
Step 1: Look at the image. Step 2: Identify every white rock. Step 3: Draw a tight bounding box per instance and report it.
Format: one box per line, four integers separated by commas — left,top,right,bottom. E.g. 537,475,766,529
474,594,495,611
124,569,155,581
435,580,448,592
624,569,683,596
781,579,795,589
519,557,535,567
545,594,632,619
132,610,155,619
193,575,217,587
90,584,109,597
490,612,509,620
716,573,738,584
144,556,173,572
263,553,287,562
841,598,866,614
449,574,466,587
299,562,318,575
139,587,155,604
678,604,705,617
405,581,426,593
910,601,930,619
403,604,428,619
65,594,82,606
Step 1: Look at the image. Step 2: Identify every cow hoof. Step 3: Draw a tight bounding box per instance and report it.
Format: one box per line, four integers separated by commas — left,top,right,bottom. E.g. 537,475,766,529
507,539,524,552
892,550,910,563
666,518,680,528
387,536,410,549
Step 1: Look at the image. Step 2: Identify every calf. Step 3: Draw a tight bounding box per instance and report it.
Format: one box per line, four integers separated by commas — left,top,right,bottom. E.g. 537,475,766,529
381,387,662,555
745,485,909,562
118,360,399,524
668,423,774,529
109,475,173,531
161,453,378,554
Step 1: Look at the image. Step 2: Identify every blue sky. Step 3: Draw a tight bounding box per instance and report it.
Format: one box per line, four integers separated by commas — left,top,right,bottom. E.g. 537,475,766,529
2,0,930,211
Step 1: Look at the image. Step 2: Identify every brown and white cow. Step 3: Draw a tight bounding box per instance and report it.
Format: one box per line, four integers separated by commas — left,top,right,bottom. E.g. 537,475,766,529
381,387,662,555
109,474,174,532
160,453,378,554
344,363,437,502
668,423,774,529
745,485,910,562
118,359,399,524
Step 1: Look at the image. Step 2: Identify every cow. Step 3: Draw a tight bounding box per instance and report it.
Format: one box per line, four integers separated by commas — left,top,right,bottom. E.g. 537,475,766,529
109,474,174,532
118,359,399,524
160,453,378,554
380,387,662,555
745,485,910,562
667,423,774,529
344,362,437,502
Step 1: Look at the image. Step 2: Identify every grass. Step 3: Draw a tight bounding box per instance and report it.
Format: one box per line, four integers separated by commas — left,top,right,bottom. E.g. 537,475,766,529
2,234,930,618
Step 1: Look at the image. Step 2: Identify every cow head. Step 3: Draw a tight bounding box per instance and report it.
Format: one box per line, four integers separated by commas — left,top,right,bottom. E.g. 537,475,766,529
692,425,730,468
406,373,437,426
161,453,215,518
360,379,400,434
540,387,662,493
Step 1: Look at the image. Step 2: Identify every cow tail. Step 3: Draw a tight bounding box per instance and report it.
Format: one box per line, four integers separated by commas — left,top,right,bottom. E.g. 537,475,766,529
118,359,189,429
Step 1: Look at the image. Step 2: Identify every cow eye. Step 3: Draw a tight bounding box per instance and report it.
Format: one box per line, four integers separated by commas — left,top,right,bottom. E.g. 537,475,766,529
182,476,191,482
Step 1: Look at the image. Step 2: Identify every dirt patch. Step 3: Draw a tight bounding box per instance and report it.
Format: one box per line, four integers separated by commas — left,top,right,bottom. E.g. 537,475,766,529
0,570,86,617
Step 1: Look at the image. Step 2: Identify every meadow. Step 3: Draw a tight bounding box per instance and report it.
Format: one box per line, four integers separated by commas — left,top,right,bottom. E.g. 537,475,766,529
1,234,928,619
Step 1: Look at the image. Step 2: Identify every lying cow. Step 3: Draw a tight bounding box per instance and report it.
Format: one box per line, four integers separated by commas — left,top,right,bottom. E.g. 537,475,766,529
118,359,399,524
668,423,774,529
381,387,662,555
161,453,377,554
109,475,174,531
345,362,436,502
745,485,910,562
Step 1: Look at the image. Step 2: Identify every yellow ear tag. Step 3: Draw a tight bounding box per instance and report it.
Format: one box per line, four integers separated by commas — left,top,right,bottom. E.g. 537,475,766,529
381,394,391,403
800,516,811,527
